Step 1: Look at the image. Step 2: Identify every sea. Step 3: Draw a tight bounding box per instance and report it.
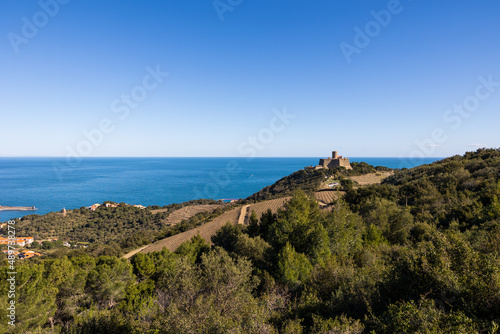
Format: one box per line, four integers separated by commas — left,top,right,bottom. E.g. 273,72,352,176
0,157,441,222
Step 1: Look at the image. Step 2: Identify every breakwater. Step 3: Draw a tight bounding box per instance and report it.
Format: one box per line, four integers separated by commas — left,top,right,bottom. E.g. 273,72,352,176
0,205,36,212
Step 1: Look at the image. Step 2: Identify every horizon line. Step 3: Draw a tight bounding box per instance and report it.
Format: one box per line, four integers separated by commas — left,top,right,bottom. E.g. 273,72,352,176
0,156,447,159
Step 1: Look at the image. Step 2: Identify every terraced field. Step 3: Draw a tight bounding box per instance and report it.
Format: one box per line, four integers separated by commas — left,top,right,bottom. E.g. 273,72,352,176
314,190,343,205
244,197,291,223
242,194,344,223
150,204,222,225
133,193,347,256
140,207,241,253
349,171,393,186
161,204,222,225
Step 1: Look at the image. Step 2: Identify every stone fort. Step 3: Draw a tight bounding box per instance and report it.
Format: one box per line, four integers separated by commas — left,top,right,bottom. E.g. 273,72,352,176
315,150,352,170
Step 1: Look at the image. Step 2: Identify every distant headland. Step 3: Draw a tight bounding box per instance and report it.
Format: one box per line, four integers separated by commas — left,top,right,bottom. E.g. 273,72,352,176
0,205,37,212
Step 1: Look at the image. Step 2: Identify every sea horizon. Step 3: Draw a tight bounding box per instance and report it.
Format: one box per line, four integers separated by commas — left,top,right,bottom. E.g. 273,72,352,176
0,156,446,158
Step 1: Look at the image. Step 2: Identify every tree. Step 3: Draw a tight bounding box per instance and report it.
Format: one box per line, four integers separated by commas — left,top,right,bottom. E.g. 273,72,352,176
0,263,58,333
86,256,135,308
376,298,478,333
211,222,244,254
154,248,272,333
361,198,412,245
323,199,364,258
266,190,330,263
212,222,271,269
174,232,210,264
131,253,155,279
66,307,135,334
277,242,313,288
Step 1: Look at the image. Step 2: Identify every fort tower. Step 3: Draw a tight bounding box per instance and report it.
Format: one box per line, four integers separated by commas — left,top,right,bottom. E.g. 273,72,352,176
315,150,352,170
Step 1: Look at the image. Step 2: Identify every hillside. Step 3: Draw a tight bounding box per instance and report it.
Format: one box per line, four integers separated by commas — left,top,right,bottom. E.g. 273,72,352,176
140,206,241,253
242,162,394,203
3,199,224,252
3,149,500,333
123,198,293,256
130,184,378,256
346,148,500,229
242,168,331,203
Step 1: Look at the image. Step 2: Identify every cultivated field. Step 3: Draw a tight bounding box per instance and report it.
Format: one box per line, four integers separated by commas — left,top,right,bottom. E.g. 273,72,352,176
244,197,291,223
152,204,222,225
140,207,241,253
314,190,344,205
134,185,376,256
349,171,393,186
241,193,347,224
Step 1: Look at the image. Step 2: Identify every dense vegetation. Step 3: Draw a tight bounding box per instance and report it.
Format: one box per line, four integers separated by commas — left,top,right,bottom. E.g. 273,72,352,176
6,199,225,253
1,148,499,333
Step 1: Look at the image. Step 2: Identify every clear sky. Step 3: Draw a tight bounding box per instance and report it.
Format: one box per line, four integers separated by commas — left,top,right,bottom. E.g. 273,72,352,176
1,0,499,158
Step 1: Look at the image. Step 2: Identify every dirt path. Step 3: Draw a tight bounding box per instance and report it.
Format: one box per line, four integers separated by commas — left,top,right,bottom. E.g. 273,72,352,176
122,245,148,259
238,205,250,225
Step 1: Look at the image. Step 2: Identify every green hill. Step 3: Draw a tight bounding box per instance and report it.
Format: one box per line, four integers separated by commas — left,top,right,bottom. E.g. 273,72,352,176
243,161,391,203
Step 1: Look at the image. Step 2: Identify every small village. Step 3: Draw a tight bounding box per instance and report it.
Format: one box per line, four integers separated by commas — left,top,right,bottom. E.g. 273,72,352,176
88,202,146,211
0,236,43,260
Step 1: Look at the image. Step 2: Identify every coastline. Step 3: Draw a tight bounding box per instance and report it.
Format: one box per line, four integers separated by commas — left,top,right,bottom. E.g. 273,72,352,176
0,157,441,221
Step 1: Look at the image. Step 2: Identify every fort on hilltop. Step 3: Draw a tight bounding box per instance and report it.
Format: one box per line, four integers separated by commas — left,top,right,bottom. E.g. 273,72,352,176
313,150,352,170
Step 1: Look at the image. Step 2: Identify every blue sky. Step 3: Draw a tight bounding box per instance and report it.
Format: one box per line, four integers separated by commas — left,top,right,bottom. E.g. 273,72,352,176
1,0,499,158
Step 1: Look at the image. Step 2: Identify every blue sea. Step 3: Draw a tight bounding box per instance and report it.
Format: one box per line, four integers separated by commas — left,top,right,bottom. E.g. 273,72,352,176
0,157,440,222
